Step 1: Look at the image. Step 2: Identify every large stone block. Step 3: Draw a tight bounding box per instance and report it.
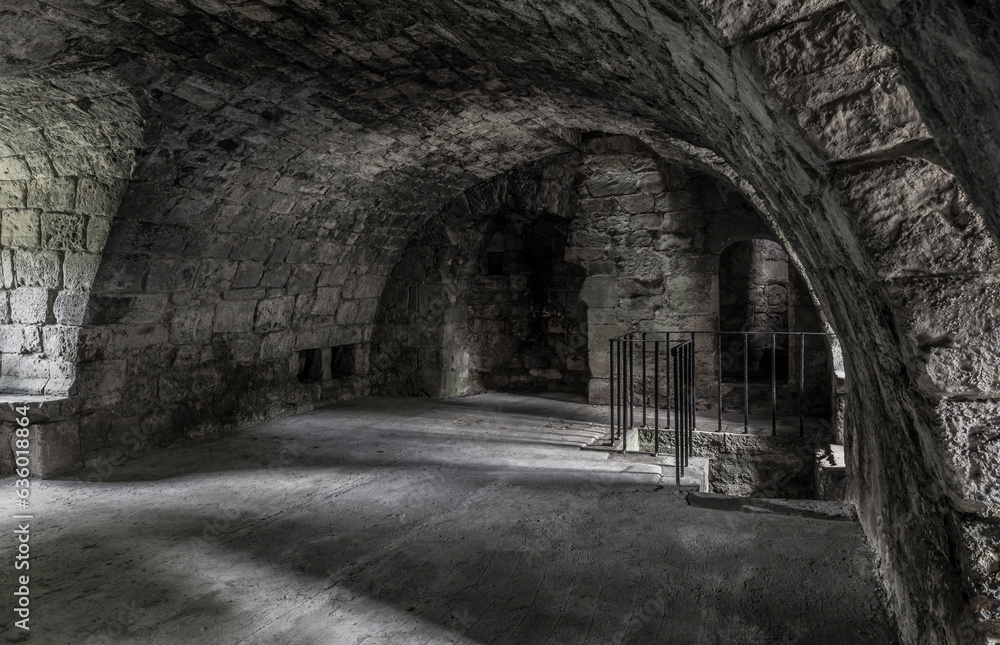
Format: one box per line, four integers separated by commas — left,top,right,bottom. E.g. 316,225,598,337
620,193,656,214
656,191,693,213
587,174,639,197
1,209,40,248
0,180,26,208
228,333,262,364
255,296,295,332
1,249,12,288
9,287,49,324
76,178,119,216
579,276,619,308
286,264,322,293
195,259,238,290
0,157,31,181
169,307,215,345
63,252,101,291
41,212,86,250
0,324,41,354
27,177,76,212
260,330,296,361
260,263,291,288
95,254,150,293
889,278,1000,397
13,249,60,288
31,420,81,478
42,325,79,358
213,300,256,333
229,237,272,262
146,259,199,292
232,260,265,288
310,287,339,316
53,291,88,326
86,215,112,252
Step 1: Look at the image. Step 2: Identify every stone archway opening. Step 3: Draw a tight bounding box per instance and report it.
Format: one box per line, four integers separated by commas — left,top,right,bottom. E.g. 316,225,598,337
718,238,790,385
467,207,589,396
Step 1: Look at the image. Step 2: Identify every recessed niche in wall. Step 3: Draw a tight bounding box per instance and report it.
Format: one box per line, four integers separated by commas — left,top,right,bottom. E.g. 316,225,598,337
331,344,359,378
486,252,505,275
718,239,789,384
298,348,323,383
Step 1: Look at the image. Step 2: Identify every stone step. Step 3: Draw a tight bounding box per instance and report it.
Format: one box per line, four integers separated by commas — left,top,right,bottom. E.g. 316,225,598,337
584,432,710,491
815,444,846,501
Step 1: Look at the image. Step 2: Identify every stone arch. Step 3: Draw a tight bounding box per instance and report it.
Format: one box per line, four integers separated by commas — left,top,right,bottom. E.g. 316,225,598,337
371,153,584,397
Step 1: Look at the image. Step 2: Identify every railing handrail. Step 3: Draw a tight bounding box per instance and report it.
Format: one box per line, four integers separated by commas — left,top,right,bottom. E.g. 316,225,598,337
612,330,834,342
610,328,835,456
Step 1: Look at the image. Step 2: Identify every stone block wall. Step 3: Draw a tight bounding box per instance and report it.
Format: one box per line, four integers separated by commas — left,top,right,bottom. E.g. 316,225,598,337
640,427,819,498
0,71,142,397
467,214,588,394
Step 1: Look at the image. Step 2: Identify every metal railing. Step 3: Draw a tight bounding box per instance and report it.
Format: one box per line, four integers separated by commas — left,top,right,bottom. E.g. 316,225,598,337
609,332,694,485
714,330,833,436
608,330,835,483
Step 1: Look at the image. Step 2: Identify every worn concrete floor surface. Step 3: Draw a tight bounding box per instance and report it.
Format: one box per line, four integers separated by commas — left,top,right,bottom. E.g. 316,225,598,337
2,393,898,644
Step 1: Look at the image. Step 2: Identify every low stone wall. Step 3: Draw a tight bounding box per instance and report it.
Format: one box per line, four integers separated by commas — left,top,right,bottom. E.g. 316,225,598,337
640,427,825,498
0,396,80,478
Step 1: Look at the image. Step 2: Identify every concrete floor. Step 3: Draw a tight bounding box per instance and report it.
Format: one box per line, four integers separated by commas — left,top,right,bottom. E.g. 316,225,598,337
3,393,898,644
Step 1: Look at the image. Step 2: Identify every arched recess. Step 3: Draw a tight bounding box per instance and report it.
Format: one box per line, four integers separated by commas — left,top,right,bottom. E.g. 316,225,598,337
371,153,584,397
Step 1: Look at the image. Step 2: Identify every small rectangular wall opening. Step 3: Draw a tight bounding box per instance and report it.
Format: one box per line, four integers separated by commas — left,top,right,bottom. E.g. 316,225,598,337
331,344,359,378
298,348,323,383
486,252,504,275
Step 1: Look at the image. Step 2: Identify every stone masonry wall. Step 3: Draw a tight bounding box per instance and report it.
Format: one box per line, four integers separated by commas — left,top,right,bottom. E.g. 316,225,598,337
467,212,588,394
0,71,142,398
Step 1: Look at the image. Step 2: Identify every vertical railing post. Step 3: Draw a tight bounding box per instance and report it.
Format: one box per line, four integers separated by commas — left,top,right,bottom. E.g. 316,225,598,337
615,337,625,440
771,332,777,436
641,332,647,427
717,332,722,433
799,333,806,438
654,339,660,456
628,334,634,434
690,332,696,433
673,345,680,486
665,332,671,429
609,338,615,441
743,332,749,434
683,342,689,469
687,341,694,467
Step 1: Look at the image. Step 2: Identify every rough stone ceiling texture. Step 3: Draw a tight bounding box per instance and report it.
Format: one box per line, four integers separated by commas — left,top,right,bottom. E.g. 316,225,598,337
1,1,997,644
849,1,1000,247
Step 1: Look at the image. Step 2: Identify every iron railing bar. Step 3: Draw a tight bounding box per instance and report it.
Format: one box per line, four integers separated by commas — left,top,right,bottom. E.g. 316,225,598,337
743,332,749,434
772,332,777,436
717,332,722,433
800,334,805,438
628,334,634,441
641,332,647,428
654,340,659,456
608,340,615,443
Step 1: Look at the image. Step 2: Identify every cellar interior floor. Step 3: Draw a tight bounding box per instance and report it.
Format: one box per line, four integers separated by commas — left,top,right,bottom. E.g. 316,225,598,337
3,393,898,644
